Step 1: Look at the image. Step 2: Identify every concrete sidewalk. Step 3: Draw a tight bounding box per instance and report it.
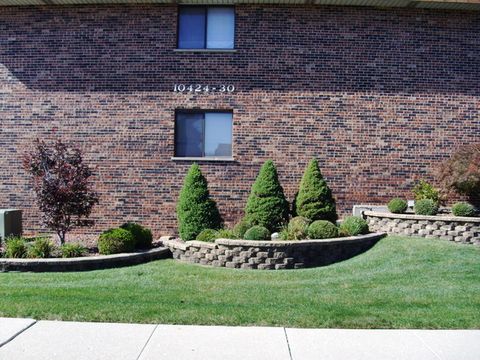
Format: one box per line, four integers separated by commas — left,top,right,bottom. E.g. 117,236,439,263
0,318,479,360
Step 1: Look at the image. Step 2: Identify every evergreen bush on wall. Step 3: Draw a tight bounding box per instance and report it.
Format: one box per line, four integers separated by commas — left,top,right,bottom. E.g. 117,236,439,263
295,159,338,223
244,160,289,232
177,164,222,241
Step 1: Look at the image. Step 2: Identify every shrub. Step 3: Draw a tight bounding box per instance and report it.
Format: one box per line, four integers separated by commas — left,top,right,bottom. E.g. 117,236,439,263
339,216,369,236
451,202,476,217
435,144,480,205
23,139,99,245
196,229,218,242
177,164,222,240
215,229,238,239
4,237,27,258
233,218,251,239
98,228,136,255
244,226,271,241
280,216,310,240
60,243,87,258
307,220,338,239
27,238,55,258
388,198,408,214
244,160,289,232
414,199,439,216
120,222,153,249
295,159,337,223
412,180,441,205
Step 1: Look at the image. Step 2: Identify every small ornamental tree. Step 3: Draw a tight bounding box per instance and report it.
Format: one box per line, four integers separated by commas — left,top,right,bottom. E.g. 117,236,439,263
23,139,99,245
244,160,289,232
177,164,222,240
295,158,337,223
435,144,480,206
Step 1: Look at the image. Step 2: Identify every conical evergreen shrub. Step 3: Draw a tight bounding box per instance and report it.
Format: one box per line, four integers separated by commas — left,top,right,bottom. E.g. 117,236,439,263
177,164,222,240
295,159,337,222
245,160,289,232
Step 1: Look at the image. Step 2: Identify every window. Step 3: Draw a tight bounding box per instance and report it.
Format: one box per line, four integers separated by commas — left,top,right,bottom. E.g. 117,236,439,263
178,6,235,49
175,111,233,158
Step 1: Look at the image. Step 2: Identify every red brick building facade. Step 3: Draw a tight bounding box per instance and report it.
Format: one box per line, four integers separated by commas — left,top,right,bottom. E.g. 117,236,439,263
1,3,479,237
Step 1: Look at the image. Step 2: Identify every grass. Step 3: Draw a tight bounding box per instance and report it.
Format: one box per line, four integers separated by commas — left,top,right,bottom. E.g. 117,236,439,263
0,236,479,329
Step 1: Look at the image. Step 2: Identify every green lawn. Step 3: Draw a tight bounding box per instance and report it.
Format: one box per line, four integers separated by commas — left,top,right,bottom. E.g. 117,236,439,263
0,236,479,329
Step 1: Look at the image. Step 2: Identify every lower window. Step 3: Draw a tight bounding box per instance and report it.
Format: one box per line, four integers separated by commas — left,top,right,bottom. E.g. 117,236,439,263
175,111,233,158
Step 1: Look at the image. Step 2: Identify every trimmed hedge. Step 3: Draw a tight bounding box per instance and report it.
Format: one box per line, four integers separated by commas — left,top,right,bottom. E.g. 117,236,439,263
307,220,338,239
414,199,439,216
98,228,136,255
339,216,369,236
452,202,476,217
388,198,408,214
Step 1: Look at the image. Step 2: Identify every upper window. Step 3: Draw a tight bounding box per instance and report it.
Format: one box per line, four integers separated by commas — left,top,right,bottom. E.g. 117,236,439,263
175,111,233,158
178,6,235,49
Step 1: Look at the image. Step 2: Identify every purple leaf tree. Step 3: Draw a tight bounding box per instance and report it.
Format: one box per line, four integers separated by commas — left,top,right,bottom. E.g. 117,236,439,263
23,139,99,245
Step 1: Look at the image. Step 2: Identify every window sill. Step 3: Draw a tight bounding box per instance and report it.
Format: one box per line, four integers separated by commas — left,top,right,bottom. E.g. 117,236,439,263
171,157,235,162
173,49,237,53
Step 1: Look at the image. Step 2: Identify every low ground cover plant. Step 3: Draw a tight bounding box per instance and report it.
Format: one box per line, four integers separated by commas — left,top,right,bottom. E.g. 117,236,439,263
4,237,27,258
27,238,55,259
388,198,408,214
414,199,439,216
60,243,87,258
451,202,476,217
196,229,218,242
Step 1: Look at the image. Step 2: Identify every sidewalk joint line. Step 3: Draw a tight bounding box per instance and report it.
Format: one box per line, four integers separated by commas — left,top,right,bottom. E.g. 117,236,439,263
283,327,293,360
0,319,37,348
136,324,158,360
413,331,442,360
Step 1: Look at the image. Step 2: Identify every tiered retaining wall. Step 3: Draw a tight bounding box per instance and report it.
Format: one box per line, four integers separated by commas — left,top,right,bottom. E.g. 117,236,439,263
162,232,385,270
364,211,480,245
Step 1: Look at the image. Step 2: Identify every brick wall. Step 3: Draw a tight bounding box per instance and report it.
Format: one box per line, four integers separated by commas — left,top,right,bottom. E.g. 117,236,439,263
0,5,479,237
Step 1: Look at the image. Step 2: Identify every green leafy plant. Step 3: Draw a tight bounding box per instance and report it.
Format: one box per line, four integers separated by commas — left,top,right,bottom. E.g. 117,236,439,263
233,218,251,239
295,159,337,223
60,243,87,258
196,229,218,242
280,216,310,240
215,229,238,239
177,164,222,240
414,199,439,216
388,198,408,214
98,228,136,255
245,160,289,232
451,202,476,217
27,238,55,258
244,226,271,241
4,237,27,258
339,216,369,236
120,222,153,249
307,220,338,239
412,180,441,205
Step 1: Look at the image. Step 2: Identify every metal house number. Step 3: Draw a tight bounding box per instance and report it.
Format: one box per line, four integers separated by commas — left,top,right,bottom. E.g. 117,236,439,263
174,84,235,93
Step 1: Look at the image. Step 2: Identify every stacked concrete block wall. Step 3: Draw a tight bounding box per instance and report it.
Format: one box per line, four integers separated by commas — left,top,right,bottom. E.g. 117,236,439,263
163,233,385,270
364,211,480,245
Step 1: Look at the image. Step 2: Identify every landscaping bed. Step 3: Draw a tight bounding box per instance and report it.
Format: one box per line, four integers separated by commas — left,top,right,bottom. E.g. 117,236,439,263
164,232,385,270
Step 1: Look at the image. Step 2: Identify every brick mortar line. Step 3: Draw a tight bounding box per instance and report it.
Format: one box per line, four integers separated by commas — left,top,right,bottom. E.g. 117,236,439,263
0,320,37,348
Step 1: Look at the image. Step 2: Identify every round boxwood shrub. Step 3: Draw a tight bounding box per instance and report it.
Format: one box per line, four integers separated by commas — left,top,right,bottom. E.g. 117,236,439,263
120,222,153,249
196,229,218,242
295,159,338,223
244,225,271,241
339,216,369,236
177,164,222,241
98,228,136,255
244,160,289,232
388,198,408,214
451,202,476,217
414,199,439,216
233,218,251,239
307,220,338,239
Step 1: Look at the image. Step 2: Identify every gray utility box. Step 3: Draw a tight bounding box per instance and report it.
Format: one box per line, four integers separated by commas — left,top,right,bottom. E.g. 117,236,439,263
0,209,23,241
